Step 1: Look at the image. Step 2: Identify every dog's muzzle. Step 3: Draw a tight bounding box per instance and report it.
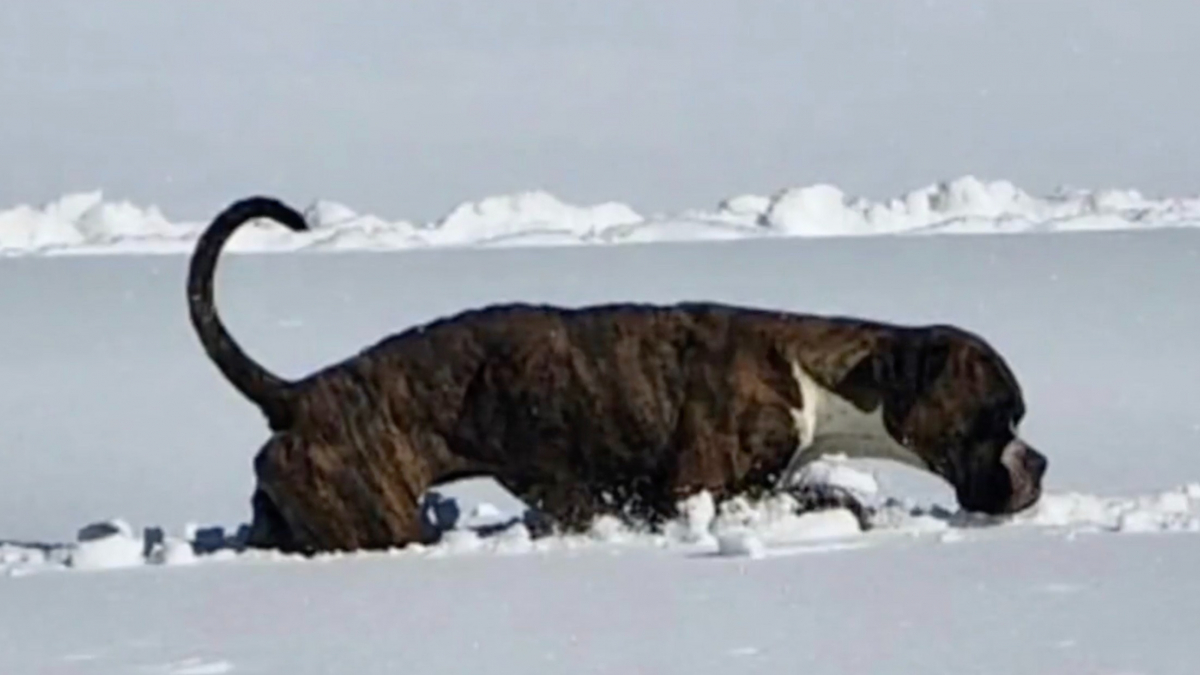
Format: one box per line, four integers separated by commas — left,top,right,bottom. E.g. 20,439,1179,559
1000,437,1048,513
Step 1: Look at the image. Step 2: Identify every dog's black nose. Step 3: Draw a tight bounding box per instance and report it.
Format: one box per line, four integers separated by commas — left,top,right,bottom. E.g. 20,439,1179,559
1024,447,1048,482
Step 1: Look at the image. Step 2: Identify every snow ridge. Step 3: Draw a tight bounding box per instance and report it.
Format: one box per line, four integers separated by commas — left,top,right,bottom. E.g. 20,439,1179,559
6,472,1199,576
3,176,1199,256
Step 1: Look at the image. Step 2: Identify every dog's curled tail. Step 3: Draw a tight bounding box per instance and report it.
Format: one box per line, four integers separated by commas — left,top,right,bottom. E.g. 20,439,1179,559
187,196,309,427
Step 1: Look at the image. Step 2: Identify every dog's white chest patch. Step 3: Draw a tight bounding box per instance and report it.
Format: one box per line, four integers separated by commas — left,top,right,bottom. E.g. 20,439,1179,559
778,360,927,487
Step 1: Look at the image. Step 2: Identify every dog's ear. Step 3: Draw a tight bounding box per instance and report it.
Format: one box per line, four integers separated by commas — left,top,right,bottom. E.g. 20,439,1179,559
873,330,952,422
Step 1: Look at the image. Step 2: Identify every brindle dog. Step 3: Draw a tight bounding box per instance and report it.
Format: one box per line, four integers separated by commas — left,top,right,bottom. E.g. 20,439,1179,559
187,197,1048,554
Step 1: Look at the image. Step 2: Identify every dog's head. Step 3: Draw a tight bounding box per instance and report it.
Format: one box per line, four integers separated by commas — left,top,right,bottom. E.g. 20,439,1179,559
872,326,1047,516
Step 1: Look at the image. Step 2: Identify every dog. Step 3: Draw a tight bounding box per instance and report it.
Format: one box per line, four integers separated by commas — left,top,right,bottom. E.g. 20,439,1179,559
187,196,1048,554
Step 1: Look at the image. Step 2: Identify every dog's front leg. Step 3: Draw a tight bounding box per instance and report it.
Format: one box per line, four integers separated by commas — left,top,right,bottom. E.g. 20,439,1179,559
503,477,603,538
784,482,874,531
772,435,876,530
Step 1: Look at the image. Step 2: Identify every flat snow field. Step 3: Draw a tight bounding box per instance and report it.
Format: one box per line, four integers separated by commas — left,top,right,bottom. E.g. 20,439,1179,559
2,216,1200,674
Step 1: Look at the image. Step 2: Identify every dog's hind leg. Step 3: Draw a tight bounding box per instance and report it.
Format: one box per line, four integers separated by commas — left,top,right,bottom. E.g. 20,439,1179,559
243,487,299,551
506,475,682,538
784,482,874,530
495,474,607,538
250,432,432,553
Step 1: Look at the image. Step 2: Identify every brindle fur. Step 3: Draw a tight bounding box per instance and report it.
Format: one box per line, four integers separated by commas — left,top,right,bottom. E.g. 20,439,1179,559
188,197,1044,554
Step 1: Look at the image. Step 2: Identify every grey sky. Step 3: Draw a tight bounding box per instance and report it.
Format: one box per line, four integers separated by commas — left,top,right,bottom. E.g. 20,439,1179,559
2,0,1196,222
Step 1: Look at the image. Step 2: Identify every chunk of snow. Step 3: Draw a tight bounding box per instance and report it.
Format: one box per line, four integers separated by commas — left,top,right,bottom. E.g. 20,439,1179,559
792,456,881,497
1151,491,1191,514
69,519,146,570
670,490,717,544
425,190,642,246
770,508,864,542
587,515,635,543
715,530,766,559
430,529,483,555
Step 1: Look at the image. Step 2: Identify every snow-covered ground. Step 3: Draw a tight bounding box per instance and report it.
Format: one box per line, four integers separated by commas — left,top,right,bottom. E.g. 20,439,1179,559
2,205,1200,672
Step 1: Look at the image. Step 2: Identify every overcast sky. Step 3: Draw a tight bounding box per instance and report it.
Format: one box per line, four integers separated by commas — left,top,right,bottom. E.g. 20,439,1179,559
1,0,1196,222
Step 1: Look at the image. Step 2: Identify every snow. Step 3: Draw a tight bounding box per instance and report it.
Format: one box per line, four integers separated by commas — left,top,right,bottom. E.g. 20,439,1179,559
3,213,1200,672
4,482,1200,673
7,478,1200,574
791,455,882,498
714,530,768,559
68,521,146,572
3,176,1200,255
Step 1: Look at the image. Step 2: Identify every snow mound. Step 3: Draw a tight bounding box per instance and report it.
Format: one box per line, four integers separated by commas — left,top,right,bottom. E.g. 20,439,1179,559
4,176,1199,256
790,454,881,497
1010,484,1200,533
709,491,866,545
715,530,767,559
705,175,1200,236
423,191,642,246
663,490,719,544
68,519,147,571
713,508,864,559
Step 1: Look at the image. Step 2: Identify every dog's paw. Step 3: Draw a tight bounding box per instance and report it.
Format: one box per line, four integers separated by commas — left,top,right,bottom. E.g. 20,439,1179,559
520,509,559,539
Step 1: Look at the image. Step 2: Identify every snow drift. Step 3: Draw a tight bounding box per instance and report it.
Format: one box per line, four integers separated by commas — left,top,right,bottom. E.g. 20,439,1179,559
6,459,1200,577
3,176,1199,256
